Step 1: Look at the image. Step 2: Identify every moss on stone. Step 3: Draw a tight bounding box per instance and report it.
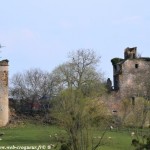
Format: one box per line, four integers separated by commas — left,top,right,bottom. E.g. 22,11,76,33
111,58,124,66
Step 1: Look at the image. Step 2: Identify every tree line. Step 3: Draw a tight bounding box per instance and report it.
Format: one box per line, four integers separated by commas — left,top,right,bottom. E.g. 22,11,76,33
9,49,110,149
10,49,106,116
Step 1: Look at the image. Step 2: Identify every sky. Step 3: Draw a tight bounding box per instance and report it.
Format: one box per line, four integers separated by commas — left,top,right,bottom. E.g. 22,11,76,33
0,0,150,83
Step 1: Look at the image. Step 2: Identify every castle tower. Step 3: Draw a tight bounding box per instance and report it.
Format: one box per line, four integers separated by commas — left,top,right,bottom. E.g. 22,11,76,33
0,60,9,126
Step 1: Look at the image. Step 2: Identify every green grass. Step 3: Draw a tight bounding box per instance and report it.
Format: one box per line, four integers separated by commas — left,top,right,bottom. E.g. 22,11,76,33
96,131,134,150
0,123,62,149
0,124,136,150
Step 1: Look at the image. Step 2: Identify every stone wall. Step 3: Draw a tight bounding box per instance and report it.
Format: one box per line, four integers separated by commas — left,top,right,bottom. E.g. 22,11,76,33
0,60,9,127
119,59,150,97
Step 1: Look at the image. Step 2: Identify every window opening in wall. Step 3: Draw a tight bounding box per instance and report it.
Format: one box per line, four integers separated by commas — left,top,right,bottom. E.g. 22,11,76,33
135,64,139,68
132,97,135,105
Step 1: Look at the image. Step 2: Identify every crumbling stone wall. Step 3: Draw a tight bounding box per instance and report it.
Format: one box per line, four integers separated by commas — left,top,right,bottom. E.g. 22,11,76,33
0,60,9,127
124,47,137,59
118,59,150,97
112,47,150,98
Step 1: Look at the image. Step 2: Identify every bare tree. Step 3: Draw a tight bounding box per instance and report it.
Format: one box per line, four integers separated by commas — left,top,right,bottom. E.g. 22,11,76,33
68,49,101,88
10,68,51,99
10,68,53,115
51,49,105,97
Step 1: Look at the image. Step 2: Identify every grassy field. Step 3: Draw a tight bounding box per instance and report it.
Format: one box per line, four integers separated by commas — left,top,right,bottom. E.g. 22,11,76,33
0,123,136,150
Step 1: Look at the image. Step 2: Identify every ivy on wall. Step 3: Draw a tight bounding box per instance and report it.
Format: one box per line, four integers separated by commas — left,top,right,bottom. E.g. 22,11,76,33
111,58,124,66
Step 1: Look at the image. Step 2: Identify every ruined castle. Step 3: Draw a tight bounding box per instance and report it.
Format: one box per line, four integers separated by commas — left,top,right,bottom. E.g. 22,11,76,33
109,47,150,97
0,60,9,127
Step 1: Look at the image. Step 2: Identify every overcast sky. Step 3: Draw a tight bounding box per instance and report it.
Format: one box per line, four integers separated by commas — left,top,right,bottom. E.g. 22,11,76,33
0,0,150,82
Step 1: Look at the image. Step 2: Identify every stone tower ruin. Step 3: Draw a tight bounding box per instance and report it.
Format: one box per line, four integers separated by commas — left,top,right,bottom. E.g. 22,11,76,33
0,60,9,126
111,47,150,97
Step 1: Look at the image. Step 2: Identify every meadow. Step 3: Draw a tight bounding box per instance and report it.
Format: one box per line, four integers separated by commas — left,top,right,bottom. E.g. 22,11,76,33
0,123,137,150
